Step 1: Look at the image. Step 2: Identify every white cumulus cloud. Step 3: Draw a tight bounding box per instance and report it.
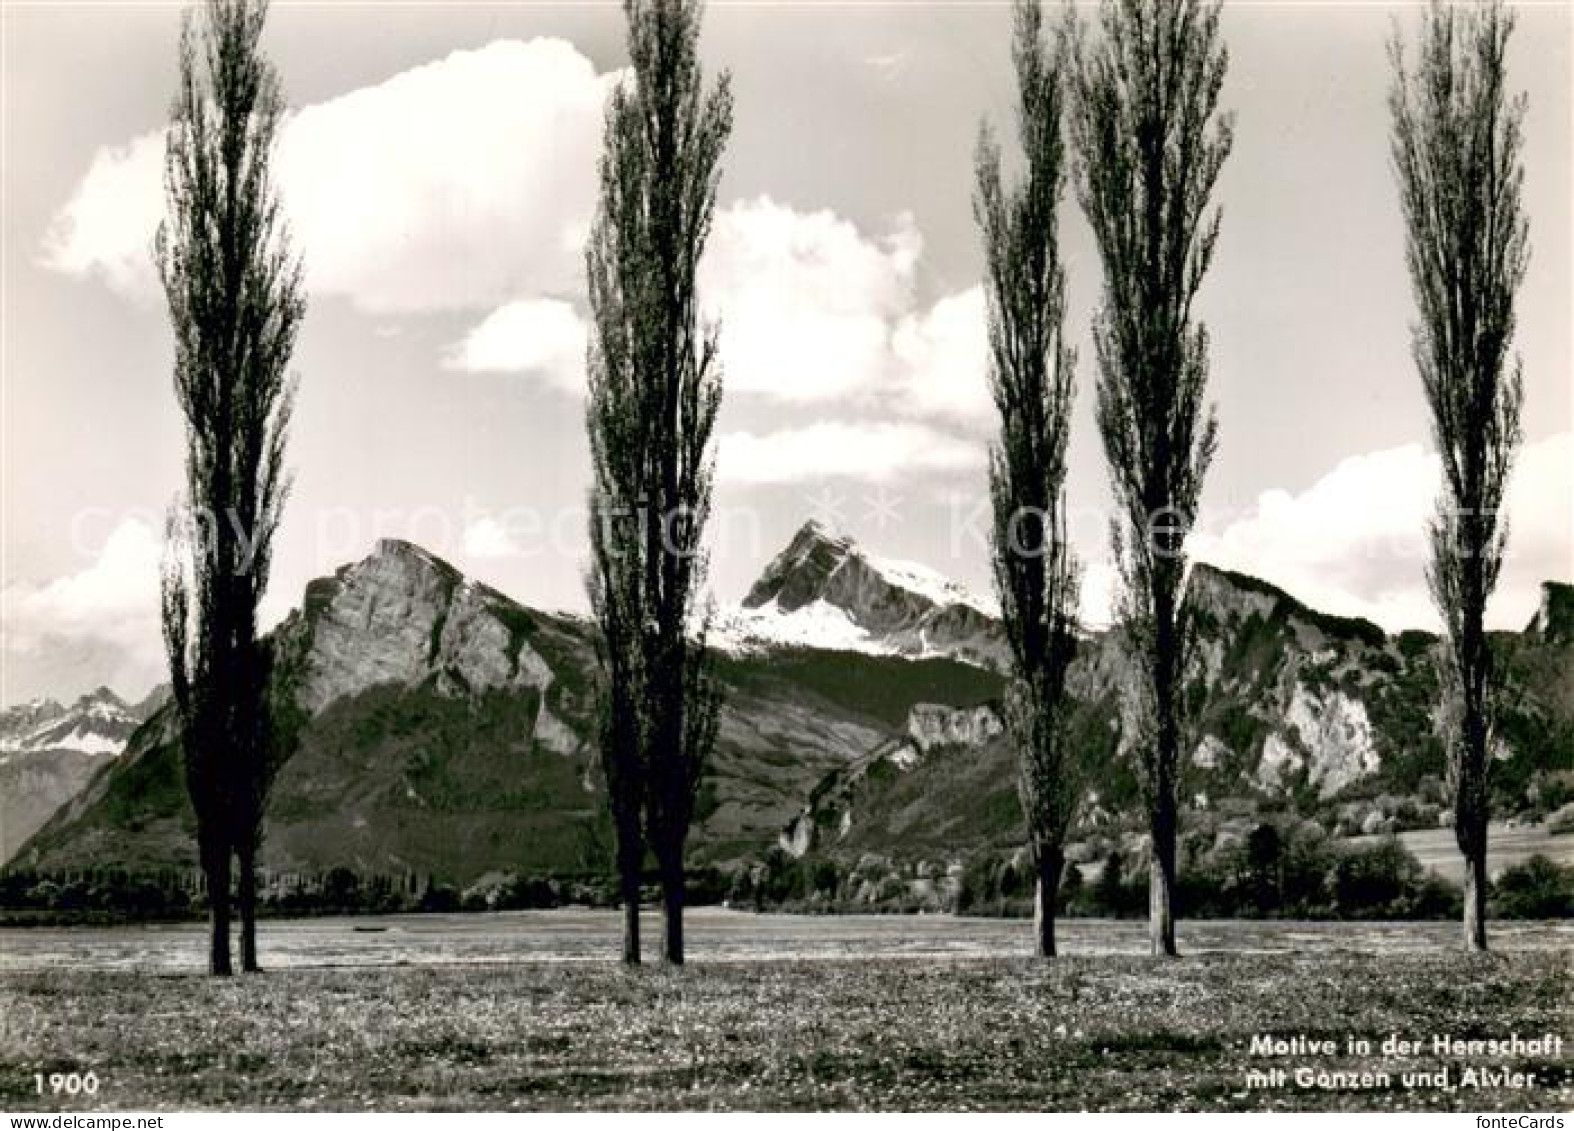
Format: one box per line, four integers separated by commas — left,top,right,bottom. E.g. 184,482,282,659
451,196,993,422
1,519,165,700
39,133,167,297
892,284,991,422
42,38,616,313
701,197,921,404
444,298,587,394
1192,431,1572,632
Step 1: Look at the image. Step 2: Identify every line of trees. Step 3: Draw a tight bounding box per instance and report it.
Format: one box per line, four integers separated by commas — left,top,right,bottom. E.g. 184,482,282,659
153,0,1531,975
980,0,1527,958
981,0,1231,959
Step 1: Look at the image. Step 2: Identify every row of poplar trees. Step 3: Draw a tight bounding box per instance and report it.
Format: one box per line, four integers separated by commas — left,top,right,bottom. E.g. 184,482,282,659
155,0,735,974
979,0,1232,960
985,0,1528,957
157,0,1527,975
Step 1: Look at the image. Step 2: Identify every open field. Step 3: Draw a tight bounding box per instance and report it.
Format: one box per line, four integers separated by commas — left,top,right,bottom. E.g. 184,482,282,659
1,908,1572,972
1,912,1569,1111
1344,823,1574,886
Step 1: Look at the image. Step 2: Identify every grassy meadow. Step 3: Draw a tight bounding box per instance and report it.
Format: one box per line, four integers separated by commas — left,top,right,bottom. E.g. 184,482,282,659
1,912,1569,1111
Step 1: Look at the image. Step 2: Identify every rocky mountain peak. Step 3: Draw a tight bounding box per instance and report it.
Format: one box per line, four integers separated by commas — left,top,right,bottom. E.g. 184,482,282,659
73,686,128,715
374,536,461,575
0,697,66,735
1188,562,1386,649
724,522,1006,668
742,520,857,612
744,521,993,623
1188,563,1284,620
282,539,553,714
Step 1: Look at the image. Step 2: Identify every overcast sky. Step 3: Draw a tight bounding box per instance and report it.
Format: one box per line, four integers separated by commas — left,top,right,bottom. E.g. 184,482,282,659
2,1,1570,703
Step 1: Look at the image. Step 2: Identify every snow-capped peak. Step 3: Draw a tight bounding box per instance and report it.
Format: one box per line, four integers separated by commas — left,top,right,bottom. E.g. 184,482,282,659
711,597,897,657
743,521,992,615
0,686,142,759
861,551,998,619
718,522,1007,669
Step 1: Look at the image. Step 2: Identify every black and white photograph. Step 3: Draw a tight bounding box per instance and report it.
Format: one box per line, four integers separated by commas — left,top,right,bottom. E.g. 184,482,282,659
0,0,1570,1117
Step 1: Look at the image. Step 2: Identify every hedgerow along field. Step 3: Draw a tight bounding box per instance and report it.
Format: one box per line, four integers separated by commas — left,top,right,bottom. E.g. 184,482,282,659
1,911,1569,1111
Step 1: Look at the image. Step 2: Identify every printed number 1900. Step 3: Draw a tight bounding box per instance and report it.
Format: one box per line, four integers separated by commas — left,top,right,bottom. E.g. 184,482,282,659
35,1071,100,1096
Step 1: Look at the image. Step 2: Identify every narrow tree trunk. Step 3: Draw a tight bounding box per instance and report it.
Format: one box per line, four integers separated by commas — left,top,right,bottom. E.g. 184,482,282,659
1149,589,1182,959
616,830,643,966
1463,842,1488,953
660,858,685,966
1033,847,1063,958
238,840,260,973
621,891,642,966
206,849,233,977
1150,827,1178,958
1456,673,1490,954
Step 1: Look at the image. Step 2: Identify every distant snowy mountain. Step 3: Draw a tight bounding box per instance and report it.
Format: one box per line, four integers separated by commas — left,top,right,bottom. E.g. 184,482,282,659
1,687,154,862
0,687,144,758
0,699,68,747
713,521,1008,669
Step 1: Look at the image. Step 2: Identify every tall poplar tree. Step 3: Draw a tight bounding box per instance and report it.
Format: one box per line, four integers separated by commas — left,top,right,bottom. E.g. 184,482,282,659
585,0,731,966
158,0,303,976
1390,0,1527,953
1067,0,1232,956
976,0,1081,959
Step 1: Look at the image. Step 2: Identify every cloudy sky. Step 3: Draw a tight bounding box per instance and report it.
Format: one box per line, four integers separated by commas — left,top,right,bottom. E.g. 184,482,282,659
2,1,1569,703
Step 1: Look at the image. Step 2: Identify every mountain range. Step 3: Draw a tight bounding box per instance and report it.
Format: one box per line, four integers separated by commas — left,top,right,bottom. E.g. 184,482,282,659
7,523,1571,893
